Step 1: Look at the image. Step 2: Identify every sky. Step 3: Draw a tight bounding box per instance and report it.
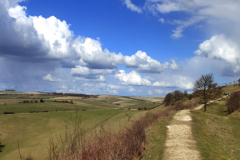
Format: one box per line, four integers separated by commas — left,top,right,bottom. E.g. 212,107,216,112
0,0,240,96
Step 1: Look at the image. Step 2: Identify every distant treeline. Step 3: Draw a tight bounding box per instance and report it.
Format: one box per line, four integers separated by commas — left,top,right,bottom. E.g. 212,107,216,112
0,91,98,98
49,92,98,98
4,89,16,91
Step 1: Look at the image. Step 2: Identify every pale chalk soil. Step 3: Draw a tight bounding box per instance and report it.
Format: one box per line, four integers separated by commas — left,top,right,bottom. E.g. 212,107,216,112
163,109,201,160
163,97,226,160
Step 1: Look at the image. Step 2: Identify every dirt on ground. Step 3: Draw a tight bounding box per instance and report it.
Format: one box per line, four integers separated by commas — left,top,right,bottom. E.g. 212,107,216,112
163,109,201,160
164,97,226,160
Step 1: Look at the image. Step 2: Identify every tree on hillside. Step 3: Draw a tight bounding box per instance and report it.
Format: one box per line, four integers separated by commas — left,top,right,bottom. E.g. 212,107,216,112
183,90,188,97
238,78,240,85
193,73,217,112
173,90,184,101
163,93,174,105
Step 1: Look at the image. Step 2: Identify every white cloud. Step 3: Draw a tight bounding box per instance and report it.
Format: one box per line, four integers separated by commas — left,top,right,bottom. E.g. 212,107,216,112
159,18,165,23
129,86,135,92
194,34,240,73
73,75,106,82
152,75,193,89
170,16,205,39
124,0,143,13
148,90,152,95
107,84,123,94
115,70,151,86
1,1,174,79
170,59,179,70
71,66,115,78
8,4,26,18
145,0,240,38
42,74,62,82
155,89,163,94
124,50,169,73
108,84,122,89
82,83,94,87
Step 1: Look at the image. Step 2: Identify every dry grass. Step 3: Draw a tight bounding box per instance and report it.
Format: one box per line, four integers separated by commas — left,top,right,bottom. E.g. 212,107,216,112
47,107,175,160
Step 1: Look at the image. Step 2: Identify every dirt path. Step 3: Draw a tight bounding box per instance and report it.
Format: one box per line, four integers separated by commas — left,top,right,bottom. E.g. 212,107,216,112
163,96,227,159
163,109,201,160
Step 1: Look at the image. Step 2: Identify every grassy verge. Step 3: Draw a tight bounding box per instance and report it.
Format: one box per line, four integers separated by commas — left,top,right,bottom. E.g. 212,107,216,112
192,99,240,159
141,112,174,160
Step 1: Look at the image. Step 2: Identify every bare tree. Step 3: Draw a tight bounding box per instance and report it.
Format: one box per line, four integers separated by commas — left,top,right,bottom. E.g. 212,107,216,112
193,73,217,112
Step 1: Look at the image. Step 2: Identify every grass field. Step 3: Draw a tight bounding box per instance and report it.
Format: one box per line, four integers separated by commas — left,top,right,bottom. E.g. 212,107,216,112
191,98,240,160
222,84,240,94
0,93,164,160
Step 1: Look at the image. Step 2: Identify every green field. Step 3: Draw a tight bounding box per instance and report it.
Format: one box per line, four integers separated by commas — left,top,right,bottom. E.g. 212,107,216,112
191,98,240,159
0,93,164,160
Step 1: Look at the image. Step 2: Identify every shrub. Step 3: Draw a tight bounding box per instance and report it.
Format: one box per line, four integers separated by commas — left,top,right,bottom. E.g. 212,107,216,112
3,112,15,114
163,93,174,105
188,94,193,100
174,100,185,110
226,91,240,114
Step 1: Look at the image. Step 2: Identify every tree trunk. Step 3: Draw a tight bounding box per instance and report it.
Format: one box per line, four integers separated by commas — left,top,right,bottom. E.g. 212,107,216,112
204,103,207,112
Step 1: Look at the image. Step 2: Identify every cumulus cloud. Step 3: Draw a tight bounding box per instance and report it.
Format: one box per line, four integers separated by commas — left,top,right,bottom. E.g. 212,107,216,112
42,74,62,82
0,0,183,95
0,0,173,84
71,66,115,79
194,34,240,73
124,0,143,13
115,70,151,86
124,51,170,73
170,59,179,70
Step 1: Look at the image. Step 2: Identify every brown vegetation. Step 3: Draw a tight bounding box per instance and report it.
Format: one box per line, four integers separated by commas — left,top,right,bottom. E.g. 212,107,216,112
174,100,199,111
46,108,177,160
138,106,157,110
226,91,240,114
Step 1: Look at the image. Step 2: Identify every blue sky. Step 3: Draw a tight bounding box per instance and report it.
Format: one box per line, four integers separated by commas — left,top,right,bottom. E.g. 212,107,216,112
0,0,240,96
